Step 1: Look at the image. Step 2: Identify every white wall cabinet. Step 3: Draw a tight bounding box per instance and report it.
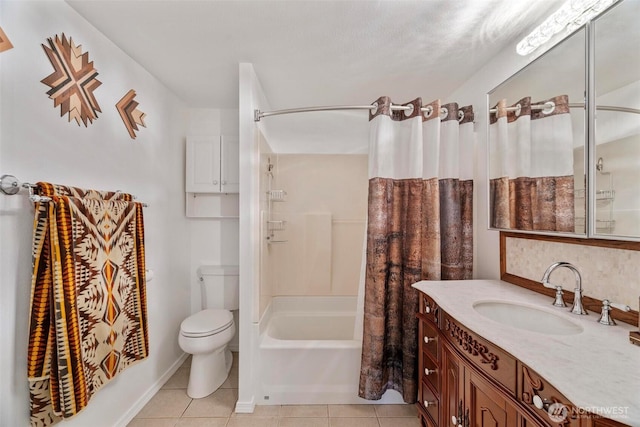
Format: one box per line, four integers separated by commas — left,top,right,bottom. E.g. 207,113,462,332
186,135,239,193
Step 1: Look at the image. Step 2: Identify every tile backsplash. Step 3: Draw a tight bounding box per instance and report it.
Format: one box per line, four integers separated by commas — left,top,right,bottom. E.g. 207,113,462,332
506,237,639,310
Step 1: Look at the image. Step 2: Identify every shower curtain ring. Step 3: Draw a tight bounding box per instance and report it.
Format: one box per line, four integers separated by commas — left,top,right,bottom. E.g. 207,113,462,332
403,103,414,117
542,101,556,115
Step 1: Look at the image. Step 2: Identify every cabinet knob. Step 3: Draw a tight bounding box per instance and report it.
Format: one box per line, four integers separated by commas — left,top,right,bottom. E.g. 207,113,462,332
213,180,219,185
424,336,435,344
221,180,227,185
532,394,544,409
423,400,435,408
424,368,436,376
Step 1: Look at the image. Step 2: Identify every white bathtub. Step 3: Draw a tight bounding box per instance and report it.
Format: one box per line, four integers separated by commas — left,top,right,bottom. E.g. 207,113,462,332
258,296,404,405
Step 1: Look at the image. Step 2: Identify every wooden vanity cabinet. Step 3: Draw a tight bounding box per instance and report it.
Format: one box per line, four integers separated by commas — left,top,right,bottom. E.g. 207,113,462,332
416,291,629,427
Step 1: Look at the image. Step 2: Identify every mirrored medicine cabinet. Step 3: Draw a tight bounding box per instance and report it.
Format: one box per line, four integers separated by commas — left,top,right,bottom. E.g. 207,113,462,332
488,0,640,241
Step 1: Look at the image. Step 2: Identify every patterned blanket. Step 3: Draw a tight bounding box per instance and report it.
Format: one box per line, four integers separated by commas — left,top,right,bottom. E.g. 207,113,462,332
27,183,148,426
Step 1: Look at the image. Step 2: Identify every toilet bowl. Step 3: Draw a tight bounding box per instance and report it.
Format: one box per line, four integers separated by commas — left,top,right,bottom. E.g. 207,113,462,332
179,265,239,399
179,308,235,398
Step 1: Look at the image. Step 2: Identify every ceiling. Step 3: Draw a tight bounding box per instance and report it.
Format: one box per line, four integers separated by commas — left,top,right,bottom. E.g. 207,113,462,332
66,0,559,110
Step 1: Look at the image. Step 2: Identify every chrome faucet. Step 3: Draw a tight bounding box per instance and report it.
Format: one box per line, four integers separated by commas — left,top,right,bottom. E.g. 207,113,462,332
540,262,588,315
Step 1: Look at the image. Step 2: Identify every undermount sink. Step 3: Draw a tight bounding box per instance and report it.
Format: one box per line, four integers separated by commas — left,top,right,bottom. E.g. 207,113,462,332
473,301,584,335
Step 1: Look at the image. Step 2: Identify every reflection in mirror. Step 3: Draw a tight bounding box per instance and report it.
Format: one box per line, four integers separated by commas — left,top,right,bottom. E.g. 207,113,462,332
593,0,640,239
488,28,586,235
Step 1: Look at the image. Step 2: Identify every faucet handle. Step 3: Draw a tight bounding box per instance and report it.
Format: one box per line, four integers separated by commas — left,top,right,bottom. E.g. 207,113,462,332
609,301,631,312
598,299,631,326
541,281,567,307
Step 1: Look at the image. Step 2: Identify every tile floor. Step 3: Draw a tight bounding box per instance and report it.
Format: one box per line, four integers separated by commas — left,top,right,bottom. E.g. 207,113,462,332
128,353,420,427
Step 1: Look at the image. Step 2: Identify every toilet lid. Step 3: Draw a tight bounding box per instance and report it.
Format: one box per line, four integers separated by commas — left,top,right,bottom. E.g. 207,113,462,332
181,309,233,337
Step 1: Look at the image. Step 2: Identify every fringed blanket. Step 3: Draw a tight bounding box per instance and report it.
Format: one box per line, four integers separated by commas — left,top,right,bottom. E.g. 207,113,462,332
28,183,149,427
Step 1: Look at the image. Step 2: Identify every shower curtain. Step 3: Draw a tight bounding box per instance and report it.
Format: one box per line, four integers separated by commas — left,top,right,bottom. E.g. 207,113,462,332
489,95,575,231
358,96,474,403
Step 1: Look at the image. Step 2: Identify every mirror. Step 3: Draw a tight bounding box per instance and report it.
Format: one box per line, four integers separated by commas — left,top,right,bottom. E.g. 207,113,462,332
488,28,586,235
591,0,640,240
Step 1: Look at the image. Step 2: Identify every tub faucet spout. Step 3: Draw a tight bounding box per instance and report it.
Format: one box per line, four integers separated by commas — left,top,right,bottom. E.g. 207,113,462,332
541,262,588,315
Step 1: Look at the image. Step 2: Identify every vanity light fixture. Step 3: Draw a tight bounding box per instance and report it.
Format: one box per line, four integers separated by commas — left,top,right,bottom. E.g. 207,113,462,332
516,0,619,55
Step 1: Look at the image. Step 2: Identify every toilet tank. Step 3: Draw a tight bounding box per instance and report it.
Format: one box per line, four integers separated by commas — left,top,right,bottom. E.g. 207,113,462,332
198,265,239,311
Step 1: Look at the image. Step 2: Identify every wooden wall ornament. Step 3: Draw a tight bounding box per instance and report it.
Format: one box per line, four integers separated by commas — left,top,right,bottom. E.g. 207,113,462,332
0,26,14,52
116,89,146,139
41,33,102,126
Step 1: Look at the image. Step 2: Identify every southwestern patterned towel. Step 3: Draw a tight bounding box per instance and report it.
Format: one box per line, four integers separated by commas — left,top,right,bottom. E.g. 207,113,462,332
28,183,148,427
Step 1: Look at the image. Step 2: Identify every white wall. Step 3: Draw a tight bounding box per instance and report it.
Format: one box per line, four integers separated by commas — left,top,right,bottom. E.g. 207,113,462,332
449,42,542,279
0,1,191,426
186,108,240,350
237,63,273,413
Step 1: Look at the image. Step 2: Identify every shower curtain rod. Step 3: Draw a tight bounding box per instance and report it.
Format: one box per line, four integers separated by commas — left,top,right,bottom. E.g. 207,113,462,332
255,101,640,122
489,102,640,115
254,103,449,122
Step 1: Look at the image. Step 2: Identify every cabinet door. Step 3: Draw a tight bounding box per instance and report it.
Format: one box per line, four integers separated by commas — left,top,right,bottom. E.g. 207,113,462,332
220,135,239,193
186,138,221,192
466,368,518,427
444,344,464,427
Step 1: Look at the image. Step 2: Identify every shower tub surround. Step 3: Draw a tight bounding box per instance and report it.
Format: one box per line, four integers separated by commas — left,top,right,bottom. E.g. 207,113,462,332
257,296,405,405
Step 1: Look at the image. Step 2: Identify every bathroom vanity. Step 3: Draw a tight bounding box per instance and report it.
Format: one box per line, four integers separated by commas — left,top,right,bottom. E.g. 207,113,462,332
413,280,638,427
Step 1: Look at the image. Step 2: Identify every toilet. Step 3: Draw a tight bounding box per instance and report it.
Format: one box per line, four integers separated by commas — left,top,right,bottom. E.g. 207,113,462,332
179,265,239,398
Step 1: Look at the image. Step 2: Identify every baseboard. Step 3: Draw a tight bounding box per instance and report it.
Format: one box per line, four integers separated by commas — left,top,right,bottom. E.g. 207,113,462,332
234,396,256,413
115,352,189,427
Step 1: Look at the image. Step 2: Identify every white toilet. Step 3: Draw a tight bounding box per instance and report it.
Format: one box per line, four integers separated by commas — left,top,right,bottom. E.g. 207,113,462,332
179,265,239,398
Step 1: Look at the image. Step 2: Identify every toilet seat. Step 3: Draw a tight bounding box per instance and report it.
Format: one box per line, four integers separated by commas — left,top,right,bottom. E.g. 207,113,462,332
180,309,233,338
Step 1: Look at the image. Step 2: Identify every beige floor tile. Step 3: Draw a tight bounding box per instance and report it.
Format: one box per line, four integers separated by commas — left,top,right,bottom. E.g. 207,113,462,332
330,417,380,427
328,405,376,418
175,418,228,427
182,388,237,418
377,417,421,427
232,405,282,417
163,366,190,389
281,405,329,418
374,404,417,418
127,418,178,427
136,389,192,418
278,417,329,427
221,367,238,388
227,416,279,427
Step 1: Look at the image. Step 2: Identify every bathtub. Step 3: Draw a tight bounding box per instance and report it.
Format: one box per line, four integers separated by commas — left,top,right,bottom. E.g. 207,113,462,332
258,296,404,405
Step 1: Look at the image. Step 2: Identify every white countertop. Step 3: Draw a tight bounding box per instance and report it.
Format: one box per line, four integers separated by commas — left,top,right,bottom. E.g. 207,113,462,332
412,279,640,425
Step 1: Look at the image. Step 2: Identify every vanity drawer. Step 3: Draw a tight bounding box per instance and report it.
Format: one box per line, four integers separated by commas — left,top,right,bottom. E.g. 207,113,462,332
518,364,583,427
442,312,516,396
420,380,439,425
420,293,439,325
420,319,439,362
421,351,439,393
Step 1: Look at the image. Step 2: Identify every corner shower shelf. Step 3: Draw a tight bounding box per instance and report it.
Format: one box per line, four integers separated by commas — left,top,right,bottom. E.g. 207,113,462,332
574,189,615,201
267,220,286,231
268,190,287,201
